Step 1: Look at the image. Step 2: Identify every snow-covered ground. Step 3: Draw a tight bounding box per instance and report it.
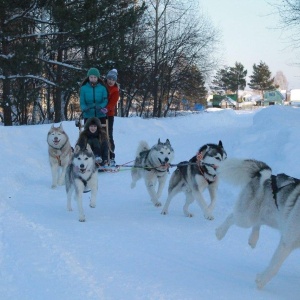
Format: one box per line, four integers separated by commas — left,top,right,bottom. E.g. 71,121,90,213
1,105,300,299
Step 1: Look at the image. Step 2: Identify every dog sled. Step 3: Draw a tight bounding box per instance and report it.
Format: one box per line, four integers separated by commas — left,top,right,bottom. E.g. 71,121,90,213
75,107,118,173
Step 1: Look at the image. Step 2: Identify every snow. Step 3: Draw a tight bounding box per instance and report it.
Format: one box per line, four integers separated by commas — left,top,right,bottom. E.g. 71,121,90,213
1,105,300,299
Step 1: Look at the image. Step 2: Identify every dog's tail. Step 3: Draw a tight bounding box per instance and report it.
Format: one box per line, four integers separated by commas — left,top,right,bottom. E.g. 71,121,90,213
136,140,150,156
218,158,272,186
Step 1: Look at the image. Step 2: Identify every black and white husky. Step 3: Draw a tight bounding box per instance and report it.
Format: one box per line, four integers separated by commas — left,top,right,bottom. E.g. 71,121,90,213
65,144,98,222
216,158,300,289
131,139,174,207
161,141,227,220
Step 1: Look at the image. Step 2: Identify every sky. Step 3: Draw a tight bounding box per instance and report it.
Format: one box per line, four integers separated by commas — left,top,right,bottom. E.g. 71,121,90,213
199,0,300,90
1,105,300,299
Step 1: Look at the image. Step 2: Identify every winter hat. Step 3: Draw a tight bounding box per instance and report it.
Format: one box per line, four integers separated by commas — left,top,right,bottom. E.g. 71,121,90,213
106,69,118,81
85,117,101,130
89,119,97,126
87,67,100,78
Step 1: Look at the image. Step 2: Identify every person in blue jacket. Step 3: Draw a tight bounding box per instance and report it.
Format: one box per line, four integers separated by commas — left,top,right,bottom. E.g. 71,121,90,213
80,67,108,122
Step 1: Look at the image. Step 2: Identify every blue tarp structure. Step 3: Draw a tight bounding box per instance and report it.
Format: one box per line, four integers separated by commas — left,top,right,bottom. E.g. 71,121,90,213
194,103,204,111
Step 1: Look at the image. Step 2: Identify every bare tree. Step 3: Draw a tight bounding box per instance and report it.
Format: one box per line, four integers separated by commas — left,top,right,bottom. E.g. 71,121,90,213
140,0,220,117
270,0,300,49
274,70,289,90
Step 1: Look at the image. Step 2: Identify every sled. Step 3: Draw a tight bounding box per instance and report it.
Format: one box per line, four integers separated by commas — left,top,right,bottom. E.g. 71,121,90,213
75,107,115,168
96,164,120,173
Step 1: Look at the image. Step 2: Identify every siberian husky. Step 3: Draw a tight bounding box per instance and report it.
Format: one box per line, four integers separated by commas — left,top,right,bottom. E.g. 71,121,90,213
216,158,300,289
65,144,98,222
161,141,227,220
131,139,174,207
47,123,72,188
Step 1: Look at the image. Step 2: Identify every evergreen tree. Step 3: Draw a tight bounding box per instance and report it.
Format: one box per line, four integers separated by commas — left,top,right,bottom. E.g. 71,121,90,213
227,62,247,101
180,66,207,107
0,0,44,125
210,62,246,101
248,61,275,96
210,67,231,93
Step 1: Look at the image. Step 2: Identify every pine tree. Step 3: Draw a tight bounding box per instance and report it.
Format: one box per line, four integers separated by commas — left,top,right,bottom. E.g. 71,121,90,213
0,0,44,125
210,67,231,93
211,62,247,99
226,62,247,102
248,61,275,96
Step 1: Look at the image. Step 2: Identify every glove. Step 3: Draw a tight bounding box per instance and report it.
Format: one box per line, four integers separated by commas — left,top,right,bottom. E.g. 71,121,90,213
100,107,108,114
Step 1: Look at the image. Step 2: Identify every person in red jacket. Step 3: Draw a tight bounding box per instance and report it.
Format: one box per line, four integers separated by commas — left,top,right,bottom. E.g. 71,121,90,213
104,69,120,165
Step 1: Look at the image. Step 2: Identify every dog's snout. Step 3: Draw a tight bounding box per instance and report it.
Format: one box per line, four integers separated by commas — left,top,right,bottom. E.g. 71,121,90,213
80,164,85,168
165,157,169,162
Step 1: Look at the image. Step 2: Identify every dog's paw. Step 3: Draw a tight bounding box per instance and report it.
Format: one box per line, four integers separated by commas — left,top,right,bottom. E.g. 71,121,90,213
215,227,225,240
183,210,193,217
154,201,162,207
255,273,266,290
248,231,259,249
89,203,96,208
248,239,258,249
161,209,168,215
51,184,57,189
79,216,86,222
204,214,214,220
130,182,136,189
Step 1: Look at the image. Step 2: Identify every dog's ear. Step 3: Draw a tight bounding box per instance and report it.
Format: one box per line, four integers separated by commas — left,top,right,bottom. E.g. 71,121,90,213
218,140,223,148
86,143,92,153
158,138,161,144
59,123,64,130
74,145,81,153
51,124,54,129
166,139,170,145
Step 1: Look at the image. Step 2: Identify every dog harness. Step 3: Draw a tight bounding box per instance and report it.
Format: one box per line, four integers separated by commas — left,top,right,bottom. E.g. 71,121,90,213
73,165,94,189
48,138,71,166
196,151,218,184
271,174,300,209
140,150,170,173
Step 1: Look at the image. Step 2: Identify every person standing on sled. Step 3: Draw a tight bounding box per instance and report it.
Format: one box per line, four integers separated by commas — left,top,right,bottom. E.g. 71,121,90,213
103,69,119,166
76,117,109,167
80,67,108,123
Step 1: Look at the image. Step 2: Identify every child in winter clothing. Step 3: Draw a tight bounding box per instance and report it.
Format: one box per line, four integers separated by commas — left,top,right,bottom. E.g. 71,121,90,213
102,69,120,163
80,67,108,121
76,117,109,166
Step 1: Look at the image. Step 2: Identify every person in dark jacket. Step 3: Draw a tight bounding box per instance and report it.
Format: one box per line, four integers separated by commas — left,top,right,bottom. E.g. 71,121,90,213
80,67,108,122
103,69,120,165
76,117,109,166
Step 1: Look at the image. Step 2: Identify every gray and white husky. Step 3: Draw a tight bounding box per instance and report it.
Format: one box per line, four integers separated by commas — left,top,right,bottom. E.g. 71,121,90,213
161,141,227,220
131,139,174,207
216,158,300,289
47,123,72,188
65,144,98,222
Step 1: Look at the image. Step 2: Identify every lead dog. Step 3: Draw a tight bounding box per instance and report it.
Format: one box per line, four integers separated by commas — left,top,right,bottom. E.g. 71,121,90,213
161,141,227,220
47,123,72,188
216,158,300,289
131,139,174,207
65,144,98,222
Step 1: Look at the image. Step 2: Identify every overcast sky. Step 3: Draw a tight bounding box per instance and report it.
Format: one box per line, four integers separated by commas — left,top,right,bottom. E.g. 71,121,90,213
200,0,300,90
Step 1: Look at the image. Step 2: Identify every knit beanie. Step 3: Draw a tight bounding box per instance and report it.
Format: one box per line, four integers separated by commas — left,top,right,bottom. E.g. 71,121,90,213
106,69,118,81
87,67,100,78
